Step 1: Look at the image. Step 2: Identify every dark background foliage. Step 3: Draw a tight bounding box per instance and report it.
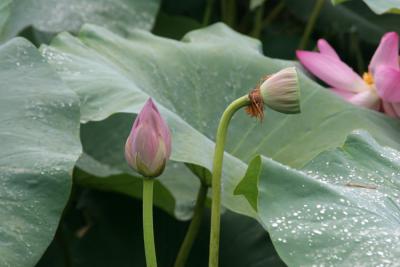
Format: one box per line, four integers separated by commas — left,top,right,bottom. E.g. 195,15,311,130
156,0,399,70
36,187,285,267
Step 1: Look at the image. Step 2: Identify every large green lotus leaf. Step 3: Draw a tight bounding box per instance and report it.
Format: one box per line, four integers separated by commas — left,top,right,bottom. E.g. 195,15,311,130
332,0,400,14
0,38,81,266
0,0,160,43
40,23,400,220
37,189,285,267
238,131,400,266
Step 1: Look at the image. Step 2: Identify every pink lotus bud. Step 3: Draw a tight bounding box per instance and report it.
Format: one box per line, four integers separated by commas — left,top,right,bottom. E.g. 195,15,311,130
125,98,171,178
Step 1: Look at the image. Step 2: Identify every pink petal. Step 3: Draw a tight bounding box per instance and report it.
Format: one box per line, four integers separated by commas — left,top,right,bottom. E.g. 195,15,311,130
390,103,400,117
382,101,397,117
317,39,340,60
382,101,400,118
374,66,400,102
124,135,136,169
330,88,356,101
132,125,159,166
136,98,171,157
369,32,399,74
296,51,369,92
349,90,381,110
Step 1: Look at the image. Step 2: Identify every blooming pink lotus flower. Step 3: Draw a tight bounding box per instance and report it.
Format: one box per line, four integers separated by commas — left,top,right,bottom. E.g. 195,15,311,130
296,32,400,117
125,98,171,178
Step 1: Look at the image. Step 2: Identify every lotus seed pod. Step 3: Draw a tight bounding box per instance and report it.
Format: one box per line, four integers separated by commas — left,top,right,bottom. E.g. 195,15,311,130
260,67,301,114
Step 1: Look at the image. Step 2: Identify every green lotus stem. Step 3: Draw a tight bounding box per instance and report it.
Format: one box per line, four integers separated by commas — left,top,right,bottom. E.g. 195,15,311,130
174,184,208,267
350,31,365,74
56,225,72,267
143,179,157,267
298,0,324,50
262,1,285,28
203,0,215,26
251,5,264,38
221,0,236,27
209,95,250,267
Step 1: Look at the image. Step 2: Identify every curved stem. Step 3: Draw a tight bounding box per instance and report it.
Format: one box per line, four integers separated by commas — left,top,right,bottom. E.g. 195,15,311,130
350,31,364,74
203,0,215,26
174,184,208,267
262,2,285,28
143,179,157,267
56,225,71,267
251,6,264,38
208,95,250,267
298,0,324,50
221,0,236,27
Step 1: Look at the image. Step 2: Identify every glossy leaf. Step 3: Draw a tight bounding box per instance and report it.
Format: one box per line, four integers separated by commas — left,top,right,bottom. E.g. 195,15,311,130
238,131,400,266
41,23,400,220
0,38,81,266
0,0,160,43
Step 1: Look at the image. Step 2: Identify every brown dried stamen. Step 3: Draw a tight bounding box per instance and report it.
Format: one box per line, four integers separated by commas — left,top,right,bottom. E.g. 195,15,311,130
246,88,264,120
245,75,270,120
